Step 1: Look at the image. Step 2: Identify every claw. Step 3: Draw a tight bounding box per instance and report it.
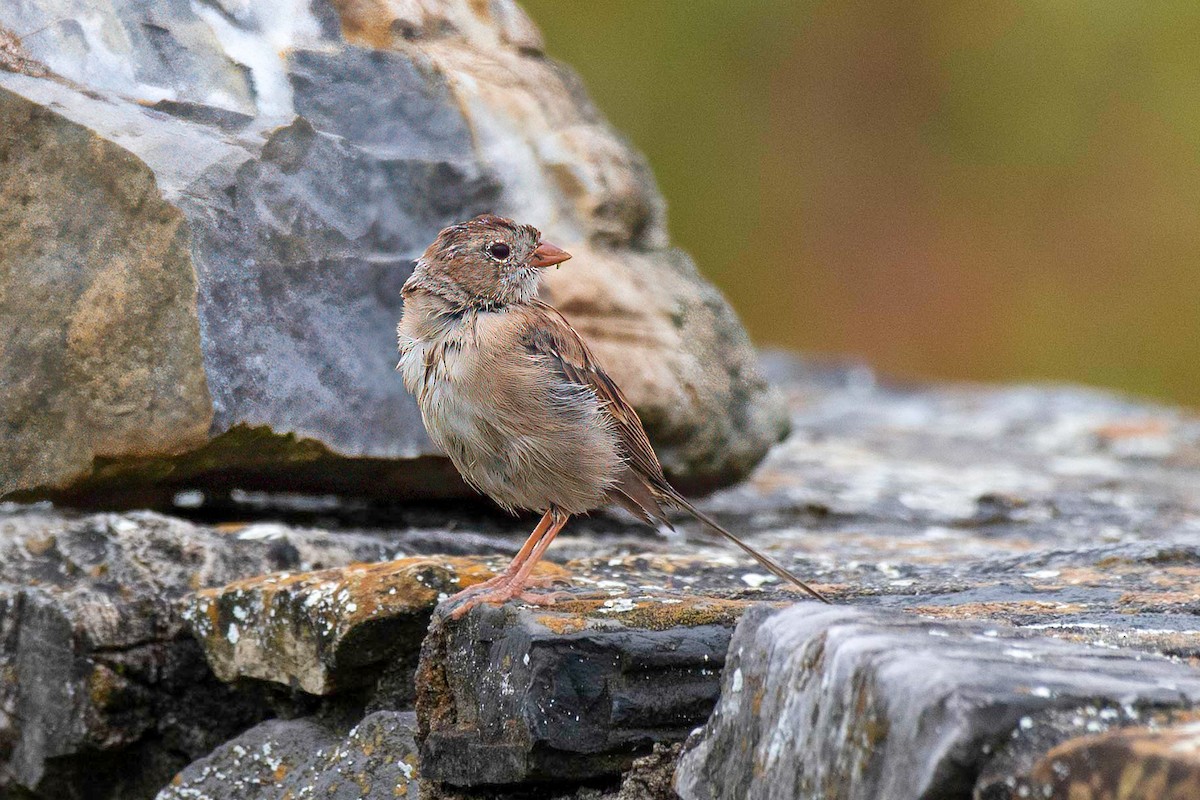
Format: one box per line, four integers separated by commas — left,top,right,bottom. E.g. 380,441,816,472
434,509,573,622
516,589,576,607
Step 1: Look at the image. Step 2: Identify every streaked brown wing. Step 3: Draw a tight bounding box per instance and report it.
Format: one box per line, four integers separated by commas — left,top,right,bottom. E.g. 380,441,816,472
519,303,830,602
521,301,668,488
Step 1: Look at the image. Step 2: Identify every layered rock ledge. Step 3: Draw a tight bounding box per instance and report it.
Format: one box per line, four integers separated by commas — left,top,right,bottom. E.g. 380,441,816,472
1,357,1198,799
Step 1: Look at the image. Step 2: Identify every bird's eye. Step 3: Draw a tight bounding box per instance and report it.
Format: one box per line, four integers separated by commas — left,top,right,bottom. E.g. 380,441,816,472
487,242,511,261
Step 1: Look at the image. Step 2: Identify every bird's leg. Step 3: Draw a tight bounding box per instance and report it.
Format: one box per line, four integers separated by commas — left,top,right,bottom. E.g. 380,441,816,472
465,510,554,591
440,510,570,620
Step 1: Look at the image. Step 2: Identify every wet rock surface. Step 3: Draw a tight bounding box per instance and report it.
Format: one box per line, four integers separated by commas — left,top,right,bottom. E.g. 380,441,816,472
1,359,1199,798
156,710,421,800
416,598,746,787
188,555,555,694
673,603,1200,800
0,0,785,504
0,508,424,799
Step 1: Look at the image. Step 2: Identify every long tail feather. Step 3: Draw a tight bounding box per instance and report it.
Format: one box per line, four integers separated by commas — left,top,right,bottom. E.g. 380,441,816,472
669,493,831,604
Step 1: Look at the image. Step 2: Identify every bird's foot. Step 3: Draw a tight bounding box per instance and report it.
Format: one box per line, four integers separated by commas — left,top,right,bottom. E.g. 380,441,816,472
438,579,519,621
437,572,570,621
515,588,576,607
517,586,613,607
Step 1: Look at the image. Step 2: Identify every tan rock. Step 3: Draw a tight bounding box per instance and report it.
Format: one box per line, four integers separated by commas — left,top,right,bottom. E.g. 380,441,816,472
1024,720,1200,800
0,90,212,499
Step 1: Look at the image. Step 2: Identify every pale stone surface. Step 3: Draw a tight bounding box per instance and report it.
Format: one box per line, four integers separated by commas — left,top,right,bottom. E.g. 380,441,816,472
0,90,212,501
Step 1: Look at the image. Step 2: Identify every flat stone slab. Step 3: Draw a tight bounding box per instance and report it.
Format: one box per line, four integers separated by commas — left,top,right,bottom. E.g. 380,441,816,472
674,603,1200,800
416,597,754,788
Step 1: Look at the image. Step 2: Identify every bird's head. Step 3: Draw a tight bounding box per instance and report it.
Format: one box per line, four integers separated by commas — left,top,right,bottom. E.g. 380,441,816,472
404,214,571,309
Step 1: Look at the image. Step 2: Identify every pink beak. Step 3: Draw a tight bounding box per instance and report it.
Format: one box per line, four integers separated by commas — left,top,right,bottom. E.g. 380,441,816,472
529,241,572,268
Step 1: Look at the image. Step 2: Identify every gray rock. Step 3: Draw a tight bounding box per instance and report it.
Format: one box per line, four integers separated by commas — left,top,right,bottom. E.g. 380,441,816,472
416,599,745,788
0,0,787,505
0,507,427,799
5,357,1200,799
156,711,421,800
674,603,1200,800
185,540,808,699
185,556,505,695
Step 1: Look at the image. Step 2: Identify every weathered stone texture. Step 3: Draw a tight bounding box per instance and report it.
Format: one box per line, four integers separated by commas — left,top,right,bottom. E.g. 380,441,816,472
674,604,1200,800
416,599,747,788
0,508,429,799
187,556,550,694
0,90,212,498
4,358,1200,798
1016,720,1200,800
156,711,421,800
0,0,786,503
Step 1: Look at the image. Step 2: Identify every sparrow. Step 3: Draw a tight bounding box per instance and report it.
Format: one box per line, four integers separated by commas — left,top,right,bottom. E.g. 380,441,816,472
397,214,829,618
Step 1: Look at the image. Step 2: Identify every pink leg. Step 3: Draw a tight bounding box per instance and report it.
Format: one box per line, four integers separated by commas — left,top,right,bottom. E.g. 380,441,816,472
441,509,571,620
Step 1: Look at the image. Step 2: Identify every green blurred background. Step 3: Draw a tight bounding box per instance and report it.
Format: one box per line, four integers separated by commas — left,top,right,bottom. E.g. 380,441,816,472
521,0,1200,406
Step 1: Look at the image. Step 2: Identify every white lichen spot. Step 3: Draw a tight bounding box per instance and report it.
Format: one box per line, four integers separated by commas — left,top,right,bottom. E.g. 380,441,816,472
730,668,744,693
227,623,240,644
598,597,637,614
1004,648,1037,660
741,573,776,589
1023,569,1061,580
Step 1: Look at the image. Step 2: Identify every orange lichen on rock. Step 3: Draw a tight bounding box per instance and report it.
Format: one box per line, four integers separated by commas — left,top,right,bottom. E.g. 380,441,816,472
910,600,1089,622
186,555,565,694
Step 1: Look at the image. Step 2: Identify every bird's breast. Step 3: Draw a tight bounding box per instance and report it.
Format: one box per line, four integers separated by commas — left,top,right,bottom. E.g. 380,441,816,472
397,310,622,514
398,329,480,445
